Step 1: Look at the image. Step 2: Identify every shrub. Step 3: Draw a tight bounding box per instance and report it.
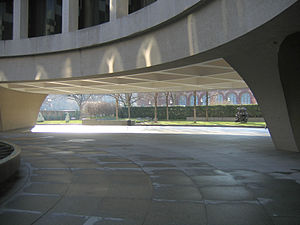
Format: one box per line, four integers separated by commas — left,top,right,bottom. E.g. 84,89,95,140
119,105,262,120
83,102,115,118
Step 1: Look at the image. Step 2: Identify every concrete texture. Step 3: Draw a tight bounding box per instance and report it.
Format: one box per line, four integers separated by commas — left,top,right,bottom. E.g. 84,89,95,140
1,0,199,56
1,0,299,153
0,87,46,131
1,126,300,224
0,142,21,183
13,0,28,39
62,0,79,33
0,0,296,78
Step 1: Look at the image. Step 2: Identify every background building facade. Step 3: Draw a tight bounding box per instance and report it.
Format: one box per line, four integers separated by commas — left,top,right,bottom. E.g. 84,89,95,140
136,88,257,107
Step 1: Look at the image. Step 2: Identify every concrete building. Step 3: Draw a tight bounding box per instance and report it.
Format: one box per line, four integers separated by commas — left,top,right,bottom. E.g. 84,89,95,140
0,0,299,152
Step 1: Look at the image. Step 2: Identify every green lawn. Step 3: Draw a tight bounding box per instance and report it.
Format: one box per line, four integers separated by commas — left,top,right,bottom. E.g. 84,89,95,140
37,120,82,124
141,121,266,127
37,120,266,127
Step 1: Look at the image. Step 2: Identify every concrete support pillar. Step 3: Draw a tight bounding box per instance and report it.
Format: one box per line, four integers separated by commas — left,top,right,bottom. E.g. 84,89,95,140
110,0,117,21
277,32,300,151
110,0,128,21
0,87,46,131
13,0,28,39
62,0,79,33
225,35,299,152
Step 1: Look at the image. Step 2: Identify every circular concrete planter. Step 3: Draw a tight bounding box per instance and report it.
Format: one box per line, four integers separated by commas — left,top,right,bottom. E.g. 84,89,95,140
0,141,21,183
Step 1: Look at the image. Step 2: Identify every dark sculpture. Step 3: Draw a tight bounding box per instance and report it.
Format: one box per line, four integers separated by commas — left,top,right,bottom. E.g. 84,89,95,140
235,107,248,123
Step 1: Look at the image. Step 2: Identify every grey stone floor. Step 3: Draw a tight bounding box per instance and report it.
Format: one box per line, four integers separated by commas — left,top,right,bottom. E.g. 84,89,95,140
1,126,300,225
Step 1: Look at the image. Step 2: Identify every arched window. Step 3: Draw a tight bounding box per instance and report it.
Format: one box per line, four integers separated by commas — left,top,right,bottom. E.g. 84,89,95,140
227,93,237,104
241,93,251,104
200,95,210,105
189,95,199,106
179,96,187,106
217,94,223,104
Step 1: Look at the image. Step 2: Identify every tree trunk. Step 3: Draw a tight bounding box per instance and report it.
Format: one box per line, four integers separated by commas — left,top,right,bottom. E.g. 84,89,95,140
206,90,209,121
127,94,131,119
115,97,119,120
170,92,176,105
79,103,82,119
166,92,169,121
193,90,197,123
154,93,158,123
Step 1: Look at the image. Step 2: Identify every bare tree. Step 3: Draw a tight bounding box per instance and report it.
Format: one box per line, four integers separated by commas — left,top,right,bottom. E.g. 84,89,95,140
164,92,170,120
84,101,115,118
206,92,219,105
154,93,158,123
169,92,177,105
89,94,103,102
109,94,121,120
67,94,92,118
126,93,132,119
193,90,197,123
118,93,140,119
205,91,209,121
119,93,139,107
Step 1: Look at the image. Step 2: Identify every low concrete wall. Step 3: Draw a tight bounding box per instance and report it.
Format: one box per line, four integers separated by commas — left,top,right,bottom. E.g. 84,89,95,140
186,117,265,122
0,142,21,183
82,119,136,126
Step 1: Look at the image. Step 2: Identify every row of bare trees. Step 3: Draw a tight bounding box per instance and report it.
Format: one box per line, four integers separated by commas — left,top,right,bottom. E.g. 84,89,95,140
67,93,139,119
67,91,210,122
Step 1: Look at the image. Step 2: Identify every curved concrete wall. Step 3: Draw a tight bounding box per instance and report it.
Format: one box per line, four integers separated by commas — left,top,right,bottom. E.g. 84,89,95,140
0,87,46,131
0,142,21,183
0,0,296,82
0,0,200,57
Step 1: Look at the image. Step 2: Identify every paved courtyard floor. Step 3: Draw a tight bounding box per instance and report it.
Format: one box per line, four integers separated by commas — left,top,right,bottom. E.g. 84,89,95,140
1,125,300,225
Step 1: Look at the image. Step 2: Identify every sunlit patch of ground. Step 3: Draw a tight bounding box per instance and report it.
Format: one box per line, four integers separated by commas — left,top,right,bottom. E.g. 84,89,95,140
37,120,266,127
32,125,270,136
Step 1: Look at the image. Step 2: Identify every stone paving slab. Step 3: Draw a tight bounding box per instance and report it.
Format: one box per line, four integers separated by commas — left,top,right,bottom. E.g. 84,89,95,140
200,186,255,201
151,175,195,186
33,213,86,225
0,211,41,225
192,175,238,186
3,195,60,213
206,203,273,225
144,201,206,225
23,183,68,195
30,174,72,184
153,186,202,201
1,127,300,224
51,196,104,216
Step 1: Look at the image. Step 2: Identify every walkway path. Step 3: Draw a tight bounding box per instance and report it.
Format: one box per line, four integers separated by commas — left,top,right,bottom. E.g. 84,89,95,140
0,126,300,224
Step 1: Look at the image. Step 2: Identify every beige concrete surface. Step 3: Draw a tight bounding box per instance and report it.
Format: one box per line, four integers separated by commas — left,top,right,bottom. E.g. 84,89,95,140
0,87,46,131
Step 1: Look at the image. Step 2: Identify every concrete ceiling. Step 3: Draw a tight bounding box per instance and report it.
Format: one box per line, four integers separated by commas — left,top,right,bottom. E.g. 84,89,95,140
0,58,248,94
